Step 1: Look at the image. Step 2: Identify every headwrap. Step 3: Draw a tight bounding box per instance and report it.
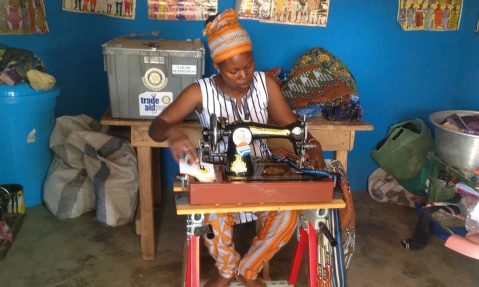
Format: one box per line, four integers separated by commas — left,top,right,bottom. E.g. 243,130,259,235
203,9,252,64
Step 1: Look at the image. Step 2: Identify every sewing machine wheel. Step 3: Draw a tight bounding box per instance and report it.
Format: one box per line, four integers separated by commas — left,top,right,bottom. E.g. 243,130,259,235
209,113,220,150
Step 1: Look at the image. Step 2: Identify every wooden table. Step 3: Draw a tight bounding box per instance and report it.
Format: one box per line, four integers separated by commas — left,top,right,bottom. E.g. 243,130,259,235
175,192,346,287
100,111,373,260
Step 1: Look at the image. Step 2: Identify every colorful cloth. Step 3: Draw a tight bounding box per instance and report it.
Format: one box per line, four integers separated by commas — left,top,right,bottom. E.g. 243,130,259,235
203,9,252,64
281,47,363,121
327,160,356,268
203,210,299,280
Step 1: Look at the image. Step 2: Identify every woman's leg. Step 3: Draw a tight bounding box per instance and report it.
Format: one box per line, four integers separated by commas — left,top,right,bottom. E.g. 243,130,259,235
238,210,300,280
203,213,241,279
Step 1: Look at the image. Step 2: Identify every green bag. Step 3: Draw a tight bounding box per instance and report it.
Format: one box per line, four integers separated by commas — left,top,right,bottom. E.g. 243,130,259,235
399,158,432,196
371,119,434,180
427,161,457,202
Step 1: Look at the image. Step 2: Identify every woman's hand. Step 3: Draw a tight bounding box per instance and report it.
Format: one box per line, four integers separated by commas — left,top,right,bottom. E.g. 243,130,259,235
305,139,326,169
167,131,199,164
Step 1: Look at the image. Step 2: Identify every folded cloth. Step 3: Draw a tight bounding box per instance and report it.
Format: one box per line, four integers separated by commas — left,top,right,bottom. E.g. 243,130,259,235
179,159,216,182
26,69,56,90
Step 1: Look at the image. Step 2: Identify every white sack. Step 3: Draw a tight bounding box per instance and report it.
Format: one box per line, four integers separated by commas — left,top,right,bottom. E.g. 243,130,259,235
43,158,95,219
43,115,138,226
73,131,139,227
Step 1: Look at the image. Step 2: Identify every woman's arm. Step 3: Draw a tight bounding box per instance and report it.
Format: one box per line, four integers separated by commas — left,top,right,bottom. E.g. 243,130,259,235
265,74,297,126
149,82,202,162
265,74,325,168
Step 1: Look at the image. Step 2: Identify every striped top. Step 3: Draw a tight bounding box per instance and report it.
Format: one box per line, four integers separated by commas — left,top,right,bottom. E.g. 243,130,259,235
195,71,271,223
195,71,271,158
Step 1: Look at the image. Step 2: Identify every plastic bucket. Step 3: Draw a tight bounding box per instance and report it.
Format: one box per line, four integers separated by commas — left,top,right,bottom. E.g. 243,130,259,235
0,83,59,207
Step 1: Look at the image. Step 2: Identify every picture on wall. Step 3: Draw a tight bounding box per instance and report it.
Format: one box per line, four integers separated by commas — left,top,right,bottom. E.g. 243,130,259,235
236,0,330,27
147,0,218,21
62,0,136,20
397,0,463,31
0,0,48,35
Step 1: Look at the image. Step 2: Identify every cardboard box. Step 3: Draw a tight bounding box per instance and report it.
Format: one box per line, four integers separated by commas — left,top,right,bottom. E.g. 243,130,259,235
103,37,205,119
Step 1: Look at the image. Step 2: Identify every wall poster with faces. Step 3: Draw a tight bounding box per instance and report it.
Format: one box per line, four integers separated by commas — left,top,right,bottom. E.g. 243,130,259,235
236,0,330,27
63,0,136,19
398,0,463,31
147,0,218,21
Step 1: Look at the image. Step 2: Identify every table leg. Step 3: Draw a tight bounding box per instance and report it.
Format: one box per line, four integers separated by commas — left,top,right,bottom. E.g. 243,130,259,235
137,146,156,260
186,235,200,287
288,226,308,286
333,151,348,172
307,222,318,287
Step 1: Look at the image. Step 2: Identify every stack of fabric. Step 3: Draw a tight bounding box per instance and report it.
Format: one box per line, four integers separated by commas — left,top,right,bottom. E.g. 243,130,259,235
0,45,55,90
280,47,363,121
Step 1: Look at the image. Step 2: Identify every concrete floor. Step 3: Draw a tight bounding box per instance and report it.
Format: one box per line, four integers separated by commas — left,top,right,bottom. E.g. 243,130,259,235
1,191,478,287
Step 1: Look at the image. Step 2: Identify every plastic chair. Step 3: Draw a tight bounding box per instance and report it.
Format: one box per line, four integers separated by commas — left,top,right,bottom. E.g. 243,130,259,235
444,232,479,260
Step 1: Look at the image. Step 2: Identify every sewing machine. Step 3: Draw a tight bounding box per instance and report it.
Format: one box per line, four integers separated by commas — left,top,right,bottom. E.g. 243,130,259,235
178,114,335,205
199,114,316,180
175,116,348,287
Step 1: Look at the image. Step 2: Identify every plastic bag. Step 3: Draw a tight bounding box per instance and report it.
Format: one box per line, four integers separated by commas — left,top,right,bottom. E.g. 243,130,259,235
456,183,479,232
465,199,479,232
399,158,432,197
371,118,434,180
426,162,457,203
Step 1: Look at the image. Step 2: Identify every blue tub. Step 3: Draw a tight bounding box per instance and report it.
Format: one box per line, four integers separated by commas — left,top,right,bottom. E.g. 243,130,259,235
0,83,59,207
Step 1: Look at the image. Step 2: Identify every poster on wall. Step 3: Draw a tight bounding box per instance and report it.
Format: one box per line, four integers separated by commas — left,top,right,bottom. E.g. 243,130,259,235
236,0,330,27
0,0,48,35
397,0,463,31
147,0,218,21
62,0,136,20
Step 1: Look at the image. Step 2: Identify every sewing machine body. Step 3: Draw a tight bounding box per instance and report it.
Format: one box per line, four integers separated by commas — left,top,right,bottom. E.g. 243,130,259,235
201,114,312,180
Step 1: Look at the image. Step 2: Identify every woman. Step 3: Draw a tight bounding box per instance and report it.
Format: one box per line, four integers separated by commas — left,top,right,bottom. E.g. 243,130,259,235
149,9,324,287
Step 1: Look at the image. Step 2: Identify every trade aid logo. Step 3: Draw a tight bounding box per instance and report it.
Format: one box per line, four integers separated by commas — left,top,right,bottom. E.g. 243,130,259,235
138,92,173,116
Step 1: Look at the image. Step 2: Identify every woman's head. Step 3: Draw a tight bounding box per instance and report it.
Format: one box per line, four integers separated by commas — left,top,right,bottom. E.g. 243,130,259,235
216,52,255,94
203,9,253,65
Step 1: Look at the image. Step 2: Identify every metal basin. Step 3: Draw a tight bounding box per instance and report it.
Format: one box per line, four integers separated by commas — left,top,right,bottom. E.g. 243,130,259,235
429,110,479,172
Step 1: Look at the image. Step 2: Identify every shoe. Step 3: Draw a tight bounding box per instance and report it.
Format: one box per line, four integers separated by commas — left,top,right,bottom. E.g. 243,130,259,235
235,274,266,287
203,275,233,287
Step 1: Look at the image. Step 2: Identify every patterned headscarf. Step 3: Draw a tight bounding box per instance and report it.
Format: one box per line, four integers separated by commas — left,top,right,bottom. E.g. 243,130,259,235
203,9,252,64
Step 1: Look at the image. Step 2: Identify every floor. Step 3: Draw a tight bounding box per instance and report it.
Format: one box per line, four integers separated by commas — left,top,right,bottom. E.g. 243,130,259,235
1,191,478,287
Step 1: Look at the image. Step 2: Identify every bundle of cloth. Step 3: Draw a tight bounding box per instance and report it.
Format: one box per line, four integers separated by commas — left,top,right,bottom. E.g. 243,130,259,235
0,45,55,90
441,113,479,136
279,47,363,121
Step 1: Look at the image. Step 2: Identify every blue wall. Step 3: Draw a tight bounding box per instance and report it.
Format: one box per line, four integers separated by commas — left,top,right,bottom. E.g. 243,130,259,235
457,1,479,110
1,0,478,190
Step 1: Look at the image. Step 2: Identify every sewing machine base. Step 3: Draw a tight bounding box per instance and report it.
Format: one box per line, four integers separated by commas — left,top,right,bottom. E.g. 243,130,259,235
189,162,334,205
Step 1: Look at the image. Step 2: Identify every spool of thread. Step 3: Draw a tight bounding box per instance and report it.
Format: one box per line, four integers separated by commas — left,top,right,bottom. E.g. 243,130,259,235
0,184,25,215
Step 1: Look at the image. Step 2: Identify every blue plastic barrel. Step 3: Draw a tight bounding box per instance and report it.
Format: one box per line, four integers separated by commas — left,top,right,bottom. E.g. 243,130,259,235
0,83,59,207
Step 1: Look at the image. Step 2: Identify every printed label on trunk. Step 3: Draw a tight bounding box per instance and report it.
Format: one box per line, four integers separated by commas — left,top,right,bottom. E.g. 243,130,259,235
139,92,173,116
172,64,197,75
